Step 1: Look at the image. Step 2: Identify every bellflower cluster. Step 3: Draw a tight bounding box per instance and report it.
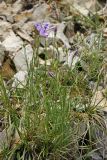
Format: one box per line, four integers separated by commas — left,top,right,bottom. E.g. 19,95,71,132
34,22,56,37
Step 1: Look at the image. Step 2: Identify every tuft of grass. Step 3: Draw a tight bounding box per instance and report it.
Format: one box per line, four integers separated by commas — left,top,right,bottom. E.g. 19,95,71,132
0,15,107,160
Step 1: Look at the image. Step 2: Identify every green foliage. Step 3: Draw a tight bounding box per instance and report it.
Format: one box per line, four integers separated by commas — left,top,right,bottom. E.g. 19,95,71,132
0,15,106,160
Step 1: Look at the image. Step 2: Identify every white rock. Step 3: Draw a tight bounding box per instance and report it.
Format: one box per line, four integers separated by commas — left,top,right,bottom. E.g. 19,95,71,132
32,3,50,22
56,47,66,62
0,129,7,152
22,21,35,35
0,21,12,40
13,44,33,71
39,58,52,66
0,42,5,66
71,55,80,69
91,91,107,109
85,33,97,49
16,30,33,43
12,71,28,88
72,0,97,16
65,50,80,68
72,4,89,16
56,22,71,49
12,0,23,14
0,1,7,14
2,31,23,52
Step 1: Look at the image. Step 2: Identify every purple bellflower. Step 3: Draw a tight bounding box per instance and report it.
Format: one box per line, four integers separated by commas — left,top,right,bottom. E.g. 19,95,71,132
34,22,56,37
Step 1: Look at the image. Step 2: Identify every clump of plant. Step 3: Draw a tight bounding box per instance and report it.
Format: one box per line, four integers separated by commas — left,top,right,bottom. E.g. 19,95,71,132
0,18,107,160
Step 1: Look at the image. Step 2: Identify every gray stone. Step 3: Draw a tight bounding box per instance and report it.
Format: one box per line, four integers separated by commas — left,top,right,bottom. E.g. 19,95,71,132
0,43,5,66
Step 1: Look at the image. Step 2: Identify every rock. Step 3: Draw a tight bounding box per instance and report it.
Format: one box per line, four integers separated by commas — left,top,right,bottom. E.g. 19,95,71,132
0,2,14,23
71,0,98,16
12,0,23,14
13,44,33,71
0,125,15,153
97,4,107,16
15,29,33,43
12,21,34,41
0,42,5,66
39,58,52,66
13,9,33,22
0,21,12,41
90,152,103,160
56,47,67,62
0,1,7,14
103,28,107,37
64,50,80,68
90,116,107,160
14,3,51,23
85,33,97,49
2,30,23,53
21,21,35,35
91,90,107,110
32,3,51,22
12,70,28,88
56,22,71,49
0,130,7,152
